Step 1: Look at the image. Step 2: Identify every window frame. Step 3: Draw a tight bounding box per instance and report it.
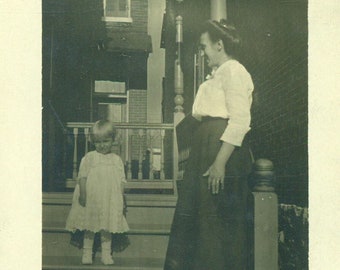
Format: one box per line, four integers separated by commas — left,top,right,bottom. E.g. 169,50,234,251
102,0,133,23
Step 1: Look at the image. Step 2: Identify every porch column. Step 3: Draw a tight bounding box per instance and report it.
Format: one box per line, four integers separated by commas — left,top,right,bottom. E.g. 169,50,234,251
174,15,185,123
210,0,227,21
173,13,185,189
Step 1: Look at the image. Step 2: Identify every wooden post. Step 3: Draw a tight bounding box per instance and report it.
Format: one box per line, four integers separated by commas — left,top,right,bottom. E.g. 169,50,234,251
127,132,132,179
252,159,278,270
160,129,165,180
72,128,79,180
173,15,185,194
174,15,184,117
149,137,154,180
62,130,68,182
210,0,227,21
138,129,144,180
84,128,89,154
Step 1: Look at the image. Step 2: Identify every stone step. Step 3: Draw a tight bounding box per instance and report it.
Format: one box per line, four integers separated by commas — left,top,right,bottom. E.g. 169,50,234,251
43,231,169,259
42,256,164,270
43,193,177,228
42,193,175,266
43,193,178,206
43,205,175,229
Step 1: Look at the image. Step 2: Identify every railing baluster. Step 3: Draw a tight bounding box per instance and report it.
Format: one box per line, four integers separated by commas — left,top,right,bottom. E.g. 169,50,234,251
138,129,144,180
127,131,132,179
84,128,89,154
62,130,68,181
72,128,78,180
149,136,154,180
160,129,165,180
66,122,176,190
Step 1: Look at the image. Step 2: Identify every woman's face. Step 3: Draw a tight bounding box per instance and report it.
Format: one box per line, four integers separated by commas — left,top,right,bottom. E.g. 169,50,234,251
200,32,220,68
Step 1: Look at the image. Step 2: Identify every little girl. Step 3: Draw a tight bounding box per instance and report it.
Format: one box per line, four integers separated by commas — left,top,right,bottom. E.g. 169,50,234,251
65,120,129,265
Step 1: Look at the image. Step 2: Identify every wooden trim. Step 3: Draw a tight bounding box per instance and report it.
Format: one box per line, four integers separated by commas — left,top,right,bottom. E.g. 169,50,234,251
102,16,133,23
43,222,171,235
66,122,174,130
42,192,178,207
65,179,175,190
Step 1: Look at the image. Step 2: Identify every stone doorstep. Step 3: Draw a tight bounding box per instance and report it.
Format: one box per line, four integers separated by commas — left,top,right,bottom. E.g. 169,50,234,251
42,256,164,270
43,232,169,258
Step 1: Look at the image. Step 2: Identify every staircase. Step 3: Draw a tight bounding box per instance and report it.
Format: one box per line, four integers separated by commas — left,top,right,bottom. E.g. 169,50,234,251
42,192,177,270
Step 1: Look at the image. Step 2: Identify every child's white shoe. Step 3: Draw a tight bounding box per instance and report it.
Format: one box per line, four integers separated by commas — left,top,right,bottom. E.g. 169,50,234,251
82,248,93,264
101,250,114,265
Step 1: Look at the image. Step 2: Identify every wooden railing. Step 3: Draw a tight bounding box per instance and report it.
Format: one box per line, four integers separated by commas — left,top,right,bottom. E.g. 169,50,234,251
65,122,177,195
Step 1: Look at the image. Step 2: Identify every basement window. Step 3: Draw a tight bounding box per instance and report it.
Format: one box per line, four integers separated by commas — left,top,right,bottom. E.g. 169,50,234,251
102,0,133,23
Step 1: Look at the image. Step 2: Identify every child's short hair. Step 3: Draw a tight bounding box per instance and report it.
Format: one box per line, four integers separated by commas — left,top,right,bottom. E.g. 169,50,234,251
90,120,116,143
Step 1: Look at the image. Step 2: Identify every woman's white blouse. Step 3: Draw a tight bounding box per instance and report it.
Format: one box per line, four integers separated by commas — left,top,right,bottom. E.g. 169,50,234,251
192,59,254,146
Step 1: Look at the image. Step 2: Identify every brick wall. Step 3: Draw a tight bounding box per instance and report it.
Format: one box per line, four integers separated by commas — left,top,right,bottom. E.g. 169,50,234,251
228,0,308,206
128,89,148,160
162,0,308,204
128,89,147,122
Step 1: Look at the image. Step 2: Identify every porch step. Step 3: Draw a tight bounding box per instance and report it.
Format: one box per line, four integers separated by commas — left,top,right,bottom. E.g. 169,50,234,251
43,232,169,259
43,193,177,228
43,193,175,268
43,206,175,230
66,179,175,191
42,256,164,270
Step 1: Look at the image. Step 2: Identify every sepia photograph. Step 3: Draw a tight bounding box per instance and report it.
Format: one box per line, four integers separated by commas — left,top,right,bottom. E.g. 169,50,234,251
41,0,308,269
4,0,340,269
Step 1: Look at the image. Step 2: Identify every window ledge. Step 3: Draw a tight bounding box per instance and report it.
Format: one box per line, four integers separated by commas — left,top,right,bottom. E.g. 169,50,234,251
102,16,133,23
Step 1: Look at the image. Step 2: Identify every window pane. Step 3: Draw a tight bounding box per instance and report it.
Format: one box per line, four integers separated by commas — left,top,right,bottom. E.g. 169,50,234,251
119,0,126,11
105,0,129,18
106,0,117,17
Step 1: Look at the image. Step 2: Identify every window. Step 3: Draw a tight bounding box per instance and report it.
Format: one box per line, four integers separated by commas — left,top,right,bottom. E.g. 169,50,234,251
102,0,132,23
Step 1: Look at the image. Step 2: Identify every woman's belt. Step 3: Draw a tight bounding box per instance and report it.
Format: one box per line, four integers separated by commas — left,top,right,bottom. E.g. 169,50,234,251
201,116,229,122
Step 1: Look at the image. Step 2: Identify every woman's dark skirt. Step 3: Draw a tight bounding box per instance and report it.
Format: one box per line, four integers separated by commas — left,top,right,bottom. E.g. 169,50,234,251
164,118,253,270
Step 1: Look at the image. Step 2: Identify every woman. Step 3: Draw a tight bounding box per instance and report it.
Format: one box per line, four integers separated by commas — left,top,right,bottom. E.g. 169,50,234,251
164,20,254,270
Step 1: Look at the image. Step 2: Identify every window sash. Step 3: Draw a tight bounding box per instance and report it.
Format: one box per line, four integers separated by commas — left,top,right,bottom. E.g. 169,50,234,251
103,0,132,22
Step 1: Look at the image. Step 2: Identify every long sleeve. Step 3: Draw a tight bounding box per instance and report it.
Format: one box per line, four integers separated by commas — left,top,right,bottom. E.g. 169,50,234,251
219,64,253,146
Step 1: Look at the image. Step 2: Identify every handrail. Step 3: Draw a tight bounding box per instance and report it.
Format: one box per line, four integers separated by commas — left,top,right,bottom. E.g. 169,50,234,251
64,121,177,194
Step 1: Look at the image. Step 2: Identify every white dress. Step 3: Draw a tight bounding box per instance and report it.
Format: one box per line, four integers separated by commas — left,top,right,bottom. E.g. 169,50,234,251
65,151,129,233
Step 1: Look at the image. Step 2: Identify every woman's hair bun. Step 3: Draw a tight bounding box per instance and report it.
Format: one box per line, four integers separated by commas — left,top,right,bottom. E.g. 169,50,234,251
201,19,241,58
218,19,236,31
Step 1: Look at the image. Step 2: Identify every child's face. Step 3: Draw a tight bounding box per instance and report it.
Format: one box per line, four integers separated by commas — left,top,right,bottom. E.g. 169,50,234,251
93,136,113,155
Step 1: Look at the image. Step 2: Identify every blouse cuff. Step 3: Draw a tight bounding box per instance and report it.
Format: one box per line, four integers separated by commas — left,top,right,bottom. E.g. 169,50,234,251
220,125,250,147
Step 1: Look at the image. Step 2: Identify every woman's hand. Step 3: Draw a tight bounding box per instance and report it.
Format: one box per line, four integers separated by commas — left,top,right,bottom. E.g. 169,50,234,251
78,194,86,207
203,142,235,194
203,161,225,194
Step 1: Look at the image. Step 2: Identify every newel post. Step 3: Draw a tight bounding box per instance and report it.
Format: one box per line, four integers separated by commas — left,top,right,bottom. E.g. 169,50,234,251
172,14,185,195
252,159,278,270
